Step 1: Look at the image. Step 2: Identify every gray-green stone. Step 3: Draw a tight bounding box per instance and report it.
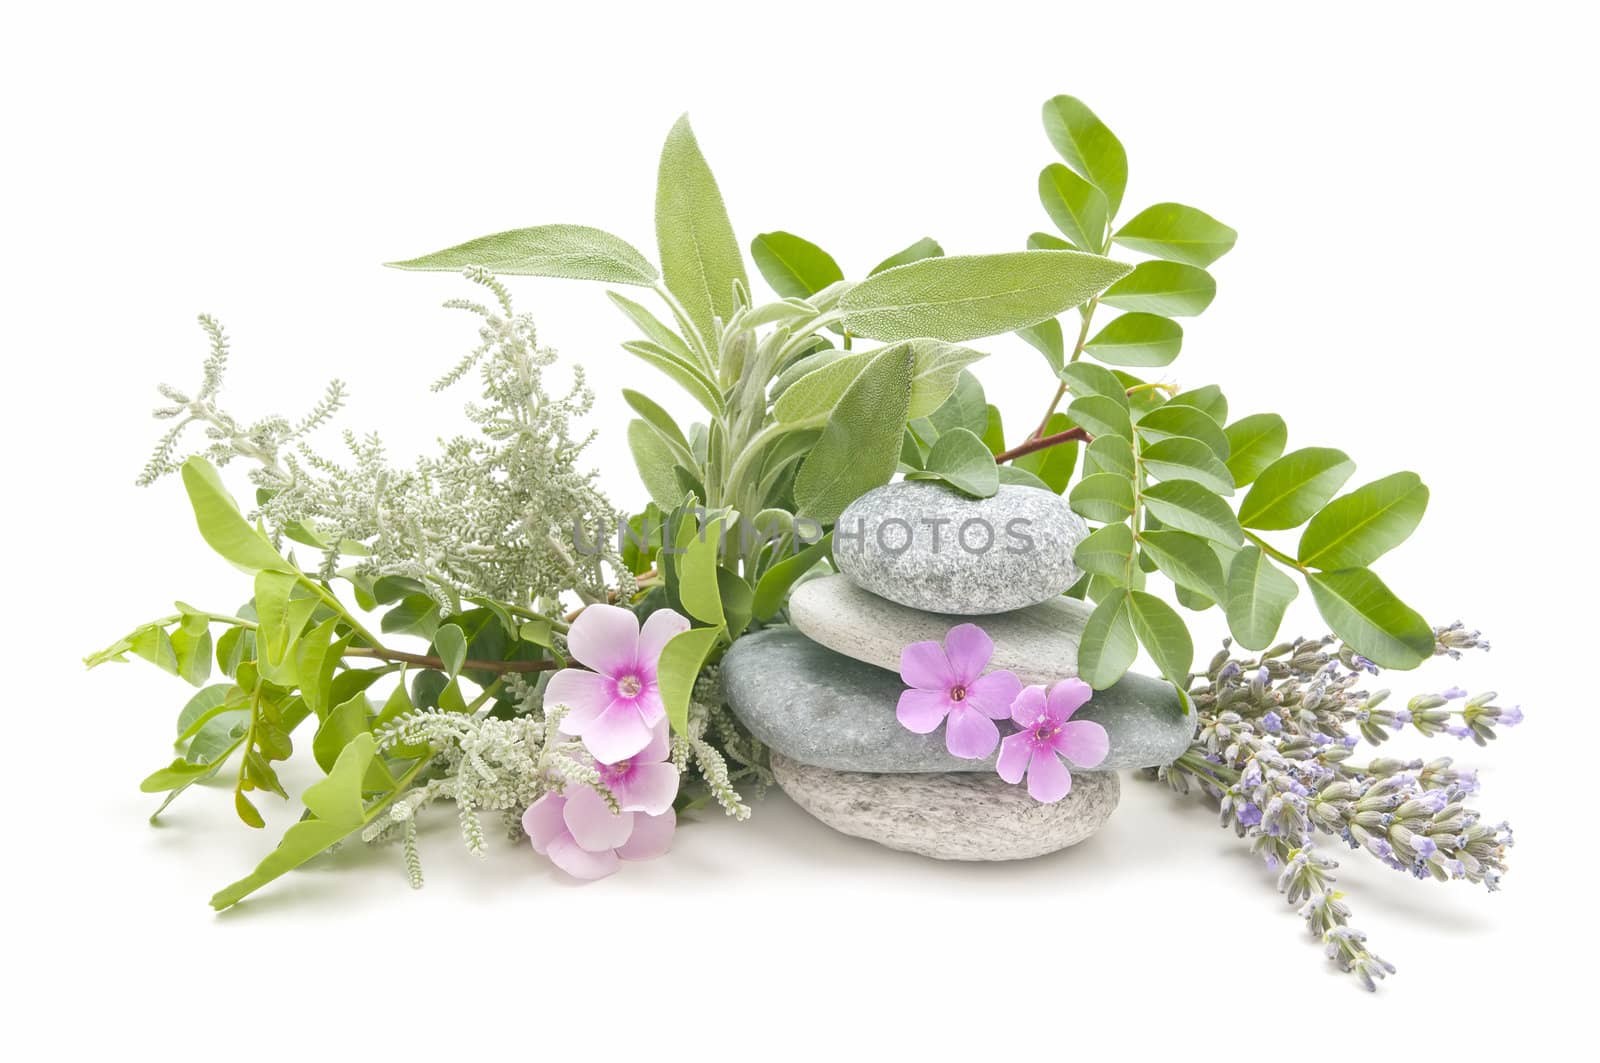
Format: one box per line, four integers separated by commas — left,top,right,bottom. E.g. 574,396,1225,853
832,481,1088,614
722,627,1195,773
772,752,1119,861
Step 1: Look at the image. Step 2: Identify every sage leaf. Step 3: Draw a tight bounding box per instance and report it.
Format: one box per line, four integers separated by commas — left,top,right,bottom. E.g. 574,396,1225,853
906,339,990,420
773,351,873,423
751,231,844,299
1078,591,1138,689
1140,436,1235,495
1100,261,1217,316
656,115,747,346
1223,413,1288,487
795,345,914,521
906,427,999,498
386,224,658,285
869,238,944,276
628,420,687,510
1039,163,1110,252
1128,590,1195,681
1306,568,1434,669
1238,447,1356,530
1113,203,1238,267
1225,545,1299,650
622,389,692,457
1141,480,1244,546
1298,472,1429,570
608,291,695,363
1069,472,1136,523
1084,312,1183,367
839,251,1131,344
181,458,296,575
1041,95,1128,216
621,340,724,416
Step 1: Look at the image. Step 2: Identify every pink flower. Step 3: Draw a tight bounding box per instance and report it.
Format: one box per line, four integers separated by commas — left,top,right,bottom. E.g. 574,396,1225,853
896,623,1023,759
545,603,689,764
521,788,676,881
595,721,679,815
997,679,1110,803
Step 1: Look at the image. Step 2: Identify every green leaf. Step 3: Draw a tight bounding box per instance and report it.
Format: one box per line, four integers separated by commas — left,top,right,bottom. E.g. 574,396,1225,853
1059,362,1129,407
253,570,315,687
1066,395,1133,440
1113,203,1238,267
1306,568,1434,669
629,419,690,510
1165,384,1229,425
838,251,1131,344
1225,545,1299,650
1084,434,1135,478
923,369,989,439
312,692,372,774
140,757,215,793
1223,413,1288,487
1128,590,1195,681
774,351,874,423
869,238,944,276
1140,436,1235,495
620,340,724,416
176,683,235,738
622,389,692,456
1084,313,1183,367
996,465,1051,491
1238,447,1356,530
752,532,833,621
906,428,999,498
180,458,295,575
211,733,390,910
1136,404,1229,458
1298,472,1429,570
1027,232,1074,252
1139,529,1227,602
657,627,723,734
1038,164,1110,252
1078,592,1137,689
716,567,754,638
1100,261,1217,316
795,344,915,521
751,231,844,299
607,291,696,363
171,623,213,687
677,514,727,628
1014,413,1078,493
655,115,747,346
1068,473,1135,523
1141,480,1244,546
433,624,467,678
1017,317,1064,374
906,340,990,420
386,224,658,285
1075,522,1135,579
982,405,1006,455
214,625,254,678
293,616,344,719
1041,95,1128,216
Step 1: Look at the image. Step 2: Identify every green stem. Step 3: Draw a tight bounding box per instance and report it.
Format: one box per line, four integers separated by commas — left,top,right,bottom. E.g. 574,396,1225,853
1031,296,1100,439
1243,530,1308,573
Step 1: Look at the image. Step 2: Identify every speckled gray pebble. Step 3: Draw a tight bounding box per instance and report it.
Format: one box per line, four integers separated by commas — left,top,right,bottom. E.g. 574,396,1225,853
832,481,1089,614
790,574,1090,687
721,627,1195,772
771,752,1120,861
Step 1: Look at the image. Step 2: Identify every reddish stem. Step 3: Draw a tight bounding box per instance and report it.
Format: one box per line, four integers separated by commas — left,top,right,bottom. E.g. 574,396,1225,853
995,426,1092,464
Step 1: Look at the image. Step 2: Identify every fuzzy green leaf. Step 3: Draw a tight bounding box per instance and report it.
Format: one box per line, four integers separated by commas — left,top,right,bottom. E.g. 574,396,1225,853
1113,203,1238,267
1128,590,1195,681
1078,591,1138,689
622,389,692,457
1223,413,1288,487
773,351,874,423
1298,472,1429,570
620,340,724,416
869,238,944,276
1084,313,1183,367
839,251,1130,344
627,420,686,511
795,345,914,522
1039,164,1110,252
906,339,990,420
607,291,696,363
180,458,295,575
1100,261,1217,316
1306,568,1434,669
386,224,658,285
1041,95,1128,216
906,427,999,498
657,626,723,734
751,231,845,299
656,115,747,346
1225,545,1299,650
1238,447,1356,530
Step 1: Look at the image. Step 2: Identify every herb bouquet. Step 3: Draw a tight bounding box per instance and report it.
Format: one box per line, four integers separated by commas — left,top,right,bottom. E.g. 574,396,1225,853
88,96,1518,989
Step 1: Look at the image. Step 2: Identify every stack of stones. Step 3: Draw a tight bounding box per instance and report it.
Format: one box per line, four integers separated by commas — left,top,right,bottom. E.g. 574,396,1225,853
722,480,1197,861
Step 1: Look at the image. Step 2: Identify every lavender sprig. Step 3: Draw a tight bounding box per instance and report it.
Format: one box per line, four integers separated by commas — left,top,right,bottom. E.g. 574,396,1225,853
1150,623,1518,989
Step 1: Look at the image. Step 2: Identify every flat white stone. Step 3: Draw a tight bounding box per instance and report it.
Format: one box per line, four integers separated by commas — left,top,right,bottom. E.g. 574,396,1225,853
772,753,1120,861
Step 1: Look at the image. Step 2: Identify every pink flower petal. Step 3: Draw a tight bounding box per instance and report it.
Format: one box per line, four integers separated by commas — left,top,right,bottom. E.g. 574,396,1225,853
521,794,567,854
1047,677,1093,721
547,833,621,880
616,808,676,861
582,700,655,764
1026,748,1072,803
964,670,1023,720
635,608,690,677
1009,684,1049,727
945,704,1001,759
629,686,667,728
942,623,994,684
900,639,955,690
896,688,953,734
545,668,614,734
637,718,672,763
561,785,635,851
566,603,640,677
996,731,1033,784
612,762,680,815
1055,719,1110,769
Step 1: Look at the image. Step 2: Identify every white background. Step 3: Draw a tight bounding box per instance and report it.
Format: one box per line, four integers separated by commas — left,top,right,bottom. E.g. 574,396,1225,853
3,1,1594,1052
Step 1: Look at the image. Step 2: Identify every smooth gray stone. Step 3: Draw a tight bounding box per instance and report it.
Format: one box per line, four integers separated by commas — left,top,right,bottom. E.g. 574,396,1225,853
722,627,1195,772
772,752,1119,861
791,574,1089,687
832,481,1088,613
